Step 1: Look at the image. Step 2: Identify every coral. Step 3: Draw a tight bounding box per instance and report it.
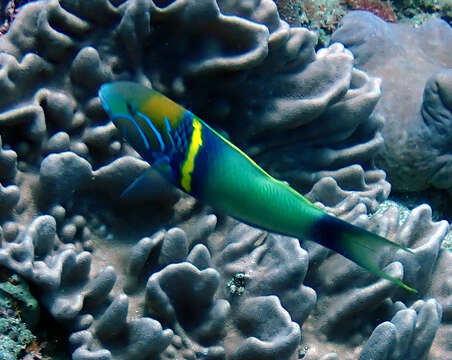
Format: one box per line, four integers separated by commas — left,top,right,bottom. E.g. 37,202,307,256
40,152,93,205
0,0,449,359
146,262,230,348
0,214,175,359
332,11,452,193
226,295,301,360
427,248,452,359
0,272,39,328
298,189,448,359
298,0,347,48
441,0,452,21
215,224,316,326
0,137,19,216
344,0,397,22
390,0,452,26
273,0,302,26
359,299,442,360
0,0,389,208
295,0,451,50
0,271,37,359
0,1,37,36
303,190,448,298
0,202,448,359
0,182,20,219
137,0,387,204
295,0,396,48
0,137,17,184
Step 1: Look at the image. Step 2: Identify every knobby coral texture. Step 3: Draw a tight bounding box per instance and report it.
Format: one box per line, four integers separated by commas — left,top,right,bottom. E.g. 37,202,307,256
0,0,449,359
332,10,452,194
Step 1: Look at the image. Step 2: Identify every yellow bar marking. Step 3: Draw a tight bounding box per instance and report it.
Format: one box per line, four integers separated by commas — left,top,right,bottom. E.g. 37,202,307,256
181,118,203,192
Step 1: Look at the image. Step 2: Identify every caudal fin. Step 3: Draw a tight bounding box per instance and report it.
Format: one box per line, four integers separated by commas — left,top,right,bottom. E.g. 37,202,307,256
311,215,417,293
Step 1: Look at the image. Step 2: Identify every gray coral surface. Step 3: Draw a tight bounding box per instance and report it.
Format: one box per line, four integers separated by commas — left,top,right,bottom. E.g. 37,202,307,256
0,0,449,359
332,11,452,193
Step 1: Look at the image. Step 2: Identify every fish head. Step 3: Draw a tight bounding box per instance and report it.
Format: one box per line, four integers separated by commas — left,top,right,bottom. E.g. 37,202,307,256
98,81,185,161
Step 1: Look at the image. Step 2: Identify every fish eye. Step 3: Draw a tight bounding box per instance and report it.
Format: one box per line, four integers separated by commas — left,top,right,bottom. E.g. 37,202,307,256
126,101,134,114
126,101,140,117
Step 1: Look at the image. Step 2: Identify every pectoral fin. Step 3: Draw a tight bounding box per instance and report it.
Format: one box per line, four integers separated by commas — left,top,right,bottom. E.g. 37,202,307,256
120,157,175,200
120,167,155,200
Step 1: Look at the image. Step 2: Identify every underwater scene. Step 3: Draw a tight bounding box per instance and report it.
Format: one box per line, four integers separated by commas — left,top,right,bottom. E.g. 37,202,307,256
0,0,451,359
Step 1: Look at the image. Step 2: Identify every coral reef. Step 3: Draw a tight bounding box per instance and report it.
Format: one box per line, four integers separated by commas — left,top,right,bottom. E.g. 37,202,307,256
299,192,449,359
0,0,388,206
294,0,399,49
1,191,449,359
332,11,452,194
392,0,452,25
0,1,38,36
279,0,452,49
273,0,302,26
298,0,346,47
0,0,449,359
0,271,37,359
344,0,397,22
0,271,39,328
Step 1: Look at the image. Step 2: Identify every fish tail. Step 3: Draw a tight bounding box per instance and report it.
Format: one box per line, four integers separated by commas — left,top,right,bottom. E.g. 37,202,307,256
310,215,417,293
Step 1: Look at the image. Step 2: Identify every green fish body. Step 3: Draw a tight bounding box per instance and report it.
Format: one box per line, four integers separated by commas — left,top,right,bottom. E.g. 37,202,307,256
99,81,416,292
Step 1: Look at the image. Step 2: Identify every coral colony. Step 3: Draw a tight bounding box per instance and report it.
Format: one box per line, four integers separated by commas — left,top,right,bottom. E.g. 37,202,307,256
0,0,450,359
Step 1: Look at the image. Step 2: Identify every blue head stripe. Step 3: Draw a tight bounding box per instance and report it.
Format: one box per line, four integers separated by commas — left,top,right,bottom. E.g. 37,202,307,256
112,114,150,151
136,111,165,152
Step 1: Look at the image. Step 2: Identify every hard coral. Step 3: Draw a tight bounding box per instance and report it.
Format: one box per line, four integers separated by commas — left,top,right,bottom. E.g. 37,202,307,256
332,11,452,193
0,0,450,359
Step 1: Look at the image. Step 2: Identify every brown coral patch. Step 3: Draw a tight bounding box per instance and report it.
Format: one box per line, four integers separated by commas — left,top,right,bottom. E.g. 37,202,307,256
344,0,397,22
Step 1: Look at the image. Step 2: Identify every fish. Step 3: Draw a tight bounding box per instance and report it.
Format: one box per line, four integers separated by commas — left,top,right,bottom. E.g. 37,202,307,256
98,81,417,293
